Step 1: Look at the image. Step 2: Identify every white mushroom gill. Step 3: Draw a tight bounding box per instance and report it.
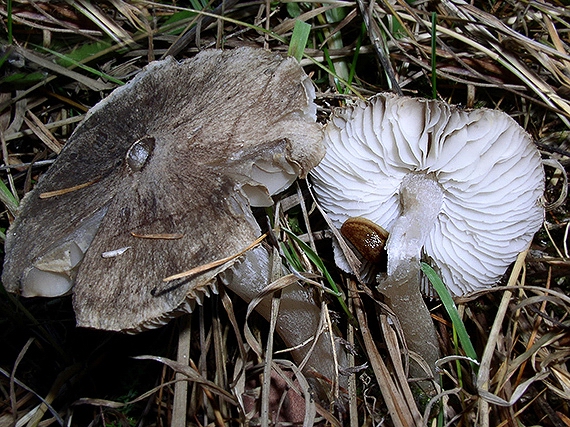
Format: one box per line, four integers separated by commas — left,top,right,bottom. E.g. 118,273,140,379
311,93,545,377
311,93,545,296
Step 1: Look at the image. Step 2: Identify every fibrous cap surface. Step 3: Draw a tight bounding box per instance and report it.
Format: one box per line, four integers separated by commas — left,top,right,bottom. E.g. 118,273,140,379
3,47,324,332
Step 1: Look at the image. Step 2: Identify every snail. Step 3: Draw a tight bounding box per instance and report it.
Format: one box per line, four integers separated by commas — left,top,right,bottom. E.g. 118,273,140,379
340,217,388,265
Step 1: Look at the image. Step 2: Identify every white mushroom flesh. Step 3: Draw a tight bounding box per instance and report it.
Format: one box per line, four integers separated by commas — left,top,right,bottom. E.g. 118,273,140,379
386,172,443,280
20,207,107,297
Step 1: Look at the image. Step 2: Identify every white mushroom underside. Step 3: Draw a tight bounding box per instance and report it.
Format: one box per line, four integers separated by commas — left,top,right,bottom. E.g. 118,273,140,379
21,208,108,297
311,93,545,296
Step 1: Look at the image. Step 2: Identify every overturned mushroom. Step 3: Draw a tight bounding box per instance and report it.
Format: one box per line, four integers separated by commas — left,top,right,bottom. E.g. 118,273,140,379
311,93,545,375
3,48,344,385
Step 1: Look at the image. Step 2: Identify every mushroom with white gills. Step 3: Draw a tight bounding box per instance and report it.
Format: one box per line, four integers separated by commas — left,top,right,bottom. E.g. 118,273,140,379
311,93,545,379
3,48,348,389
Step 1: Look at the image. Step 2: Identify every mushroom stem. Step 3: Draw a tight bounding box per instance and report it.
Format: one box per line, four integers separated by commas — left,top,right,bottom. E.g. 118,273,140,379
378,172,443,378
221,245,348,391
378,263,440,379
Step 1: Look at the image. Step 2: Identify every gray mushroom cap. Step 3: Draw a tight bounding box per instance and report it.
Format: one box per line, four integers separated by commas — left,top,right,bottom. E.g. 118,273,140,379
3,48,324,332
311,93,545,296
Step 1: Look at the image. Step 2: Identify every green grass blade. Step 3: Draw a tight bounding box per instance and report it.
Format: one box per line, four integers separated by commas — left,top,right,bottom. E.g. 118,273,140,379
0,179,19,218
282,228,340,297
348,22,366,86
286,2,301,18
288,20,311,62
38,46,125,86
0,49,10,70
282,228,356,326
421,262,478,366
58,41,112,66
162,10,198,35
280,241,304,272
1,71,47,85
323,6,349,83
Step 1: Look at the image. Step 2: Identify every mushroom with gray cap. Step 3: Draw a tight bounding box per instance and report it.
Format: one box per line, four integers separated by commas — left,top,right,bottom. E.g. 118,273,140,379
3,48,346,389
311,93,545,376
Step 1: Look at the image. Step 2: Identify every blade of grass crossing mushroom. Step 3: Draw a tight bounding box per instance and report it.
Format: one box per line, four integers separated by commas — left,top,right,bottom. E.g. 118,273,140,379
163,234,267,282
282,228,356,326
288,20,311,62
421,263,478,367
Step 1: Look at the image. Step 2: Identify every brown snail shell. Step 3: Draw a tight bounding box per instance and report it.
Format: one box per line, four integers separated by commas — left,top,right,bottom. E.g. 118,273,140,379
340,217,388,264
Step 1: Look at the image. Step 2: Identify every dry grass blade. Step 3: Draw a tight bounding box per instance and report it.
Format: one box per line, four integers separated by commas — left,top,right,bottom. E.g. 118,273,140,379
260,261,281,426
441,1,570,123
476,252,525,426
131,232,184,239
39,178,100,198
4,116,85,142
0,367,64,425
23,110,63,154
349,279,423,427
244,274,302,358
163,234,267,282
0,131,18,213
134,355,239,405
14,46,114,92
172,316,191,427
26,364,83,426
161,0,241,58
70,0,136,45
357,0,403,94
0,4,102,37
